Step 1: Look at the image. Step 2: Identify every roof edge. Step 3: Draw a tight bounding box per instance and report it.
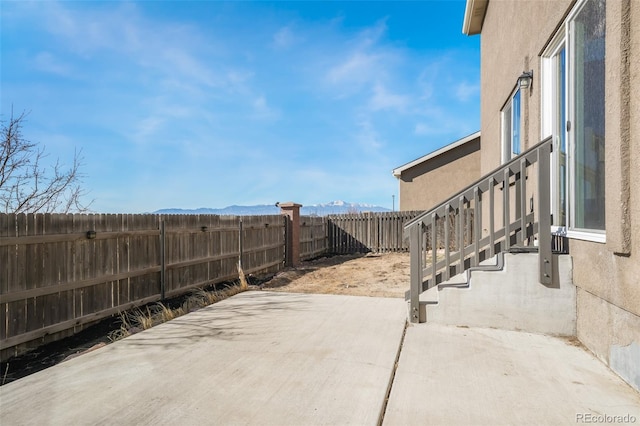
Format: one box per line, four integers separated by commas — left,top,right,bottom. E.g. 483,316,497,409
392,131,481,178
462,0,488,35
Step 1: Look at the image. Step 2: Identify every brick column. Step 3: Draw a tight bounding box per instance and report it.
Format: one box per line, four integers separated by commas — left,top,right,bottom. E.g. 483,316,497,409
280,202,302,266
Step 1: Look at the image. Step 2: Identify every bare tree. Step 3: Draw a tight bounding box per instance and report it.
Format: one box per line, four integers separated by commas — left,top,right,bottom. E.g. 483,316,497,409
1,110,91,214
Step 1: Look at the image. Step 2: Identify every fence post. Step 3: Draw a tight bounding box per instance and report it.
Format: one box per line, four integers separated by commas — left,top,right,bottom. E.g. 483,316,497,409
160,219,166,300
239,217,244,269
280,202,302,266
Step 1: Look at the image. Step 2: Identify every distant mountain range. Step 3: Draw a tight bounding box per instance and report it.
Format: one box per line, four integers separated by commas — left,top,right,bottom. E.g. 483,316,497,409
154,201,391,216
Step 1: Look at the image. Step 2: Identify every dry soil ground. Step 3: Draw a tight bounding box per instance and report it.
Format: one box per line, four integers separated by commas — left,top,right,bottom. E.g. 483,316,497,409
261,252,410,298
1,253,410,385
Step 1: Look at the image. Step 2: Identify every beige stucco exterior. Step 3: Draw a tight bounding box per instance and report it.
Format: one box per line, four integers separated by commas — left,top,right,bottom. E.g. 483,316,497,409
472,0,640,391
394,135,481,212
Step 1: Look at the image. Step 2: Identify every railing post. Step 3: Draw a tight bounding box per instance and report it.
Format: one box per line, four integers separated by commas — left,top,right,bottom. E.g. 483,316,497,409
503,169,511,251
409,222,423,323
489,177,495,257
538,143,552,284
519,158,528,245
458,197,465,274
431,213,437,284
444,204,451,281
473,188,481,267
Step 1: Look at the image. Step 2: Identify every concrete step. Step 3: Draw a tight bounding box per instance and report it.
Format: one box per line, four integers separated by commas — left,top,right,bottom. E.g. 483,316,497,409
418,252,575,336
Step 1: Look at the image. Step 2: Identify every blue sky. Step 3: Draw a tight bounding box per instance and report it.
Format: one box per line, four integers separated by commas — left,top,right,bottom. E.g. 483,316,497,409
1,1,479,213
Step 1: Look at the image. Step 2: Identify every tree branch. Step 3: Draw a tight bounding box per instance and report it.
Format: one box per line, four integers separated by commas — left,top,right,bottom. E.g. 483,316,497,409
1,109,92,214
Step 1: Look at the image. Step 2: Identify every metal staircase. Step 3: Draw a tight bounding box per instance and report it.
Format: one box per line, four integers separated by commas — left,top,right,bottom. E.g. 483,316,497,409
404,137,553,323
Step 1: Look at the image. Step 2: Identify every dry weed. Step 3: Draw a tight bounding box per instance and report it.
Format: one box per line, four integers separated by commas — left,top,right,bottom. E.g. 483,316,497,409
192,289,221,306
109,278,249,343
238,262,248,290
159,303,183,322
136,306,155,330
2,363,9,386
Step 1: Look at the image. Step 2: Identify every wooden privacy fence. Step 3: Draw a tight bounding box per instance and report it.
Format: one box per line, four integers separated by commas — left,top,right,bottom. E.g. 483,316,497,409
299,216,328,261
0,213,285,361
1,208,451,360
327,211,423,254
421,208,475,252
326,210,473,254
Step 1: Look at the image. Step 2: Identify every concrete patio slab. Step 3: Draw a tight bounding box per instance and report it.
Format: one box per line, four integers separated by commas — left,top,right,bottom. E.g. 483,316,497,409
3,291,639,426
384,322,640,426
0,291,407,426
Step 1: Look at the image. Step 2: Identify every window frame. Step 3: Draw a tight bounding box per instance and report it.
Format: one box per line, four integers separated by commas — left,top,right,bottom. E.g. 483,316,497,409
542,34,567,234
540,0,606,243
501,87,522,164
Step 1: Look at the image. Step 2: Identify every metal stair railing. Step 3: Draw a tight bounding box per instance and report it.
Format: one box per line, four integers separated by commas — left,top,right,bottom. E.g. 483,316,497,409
405,137,553,323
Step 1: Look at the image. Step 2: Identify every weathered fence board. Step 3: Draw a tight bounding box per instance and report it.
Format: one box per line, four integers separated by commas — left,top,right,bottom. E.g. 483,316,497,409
2,209,455,360
327,211,423,254
1,213,285,361
300,216,328,260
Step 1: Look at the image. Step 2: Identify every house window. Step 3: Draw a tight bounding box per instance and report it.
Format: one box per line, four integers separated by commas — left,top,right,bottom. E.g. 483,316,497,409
541,0,605,240
501,88,522,163
570,0,606,232
542,41,568,229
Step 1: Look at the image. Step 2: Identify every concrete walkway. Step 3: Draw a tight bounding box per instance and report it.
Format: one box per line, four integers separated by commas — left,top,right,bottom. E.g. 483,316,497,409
0,292,407,425
384,323,640,425
1,291,639,425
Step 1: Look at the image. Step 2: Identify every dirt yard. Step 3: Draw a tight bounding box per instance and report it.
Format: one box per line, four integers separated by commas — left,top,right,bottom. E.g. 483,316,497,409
261,252,410,298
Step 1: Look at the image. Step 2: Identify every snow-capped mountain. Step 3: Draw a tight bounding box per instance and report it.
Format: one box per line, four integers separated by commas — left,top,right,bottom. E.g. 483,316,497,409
302,201,389,215
154,201,390,216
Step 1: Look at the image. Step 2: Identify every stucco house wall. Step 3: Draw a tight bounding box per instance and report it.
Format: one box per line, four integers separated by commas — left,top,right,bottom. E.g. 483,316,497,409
394,134,481,212
473,0,640,391
479,0,571,173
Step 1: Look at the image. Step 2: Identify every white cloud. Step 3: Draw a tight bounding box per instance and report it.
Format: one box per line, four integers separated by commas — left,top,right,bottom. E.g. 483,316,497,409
226,70,254,94
369,82,409,112
133,116,164,143
160,47,217,88
252,95,280,120
414,123,432,136
272,26,298,50
42,2,141,54
416,57,453,99
25,1,281,129
354,19,388,49
327,51,381,85
413,105,456,136
253,96,267,109
455,81,479,102
4,1,480,212
414,113,478,138
355,118,384,150
34,2,223,92
324,19,397,94
33,52,72,76
413,121,459,136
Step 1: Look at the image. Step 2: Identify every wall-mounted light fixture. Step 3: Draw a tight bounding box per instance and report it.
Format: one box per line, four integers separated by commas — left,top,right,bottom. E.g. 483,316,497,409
86,230,97,239
518,70,533,90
